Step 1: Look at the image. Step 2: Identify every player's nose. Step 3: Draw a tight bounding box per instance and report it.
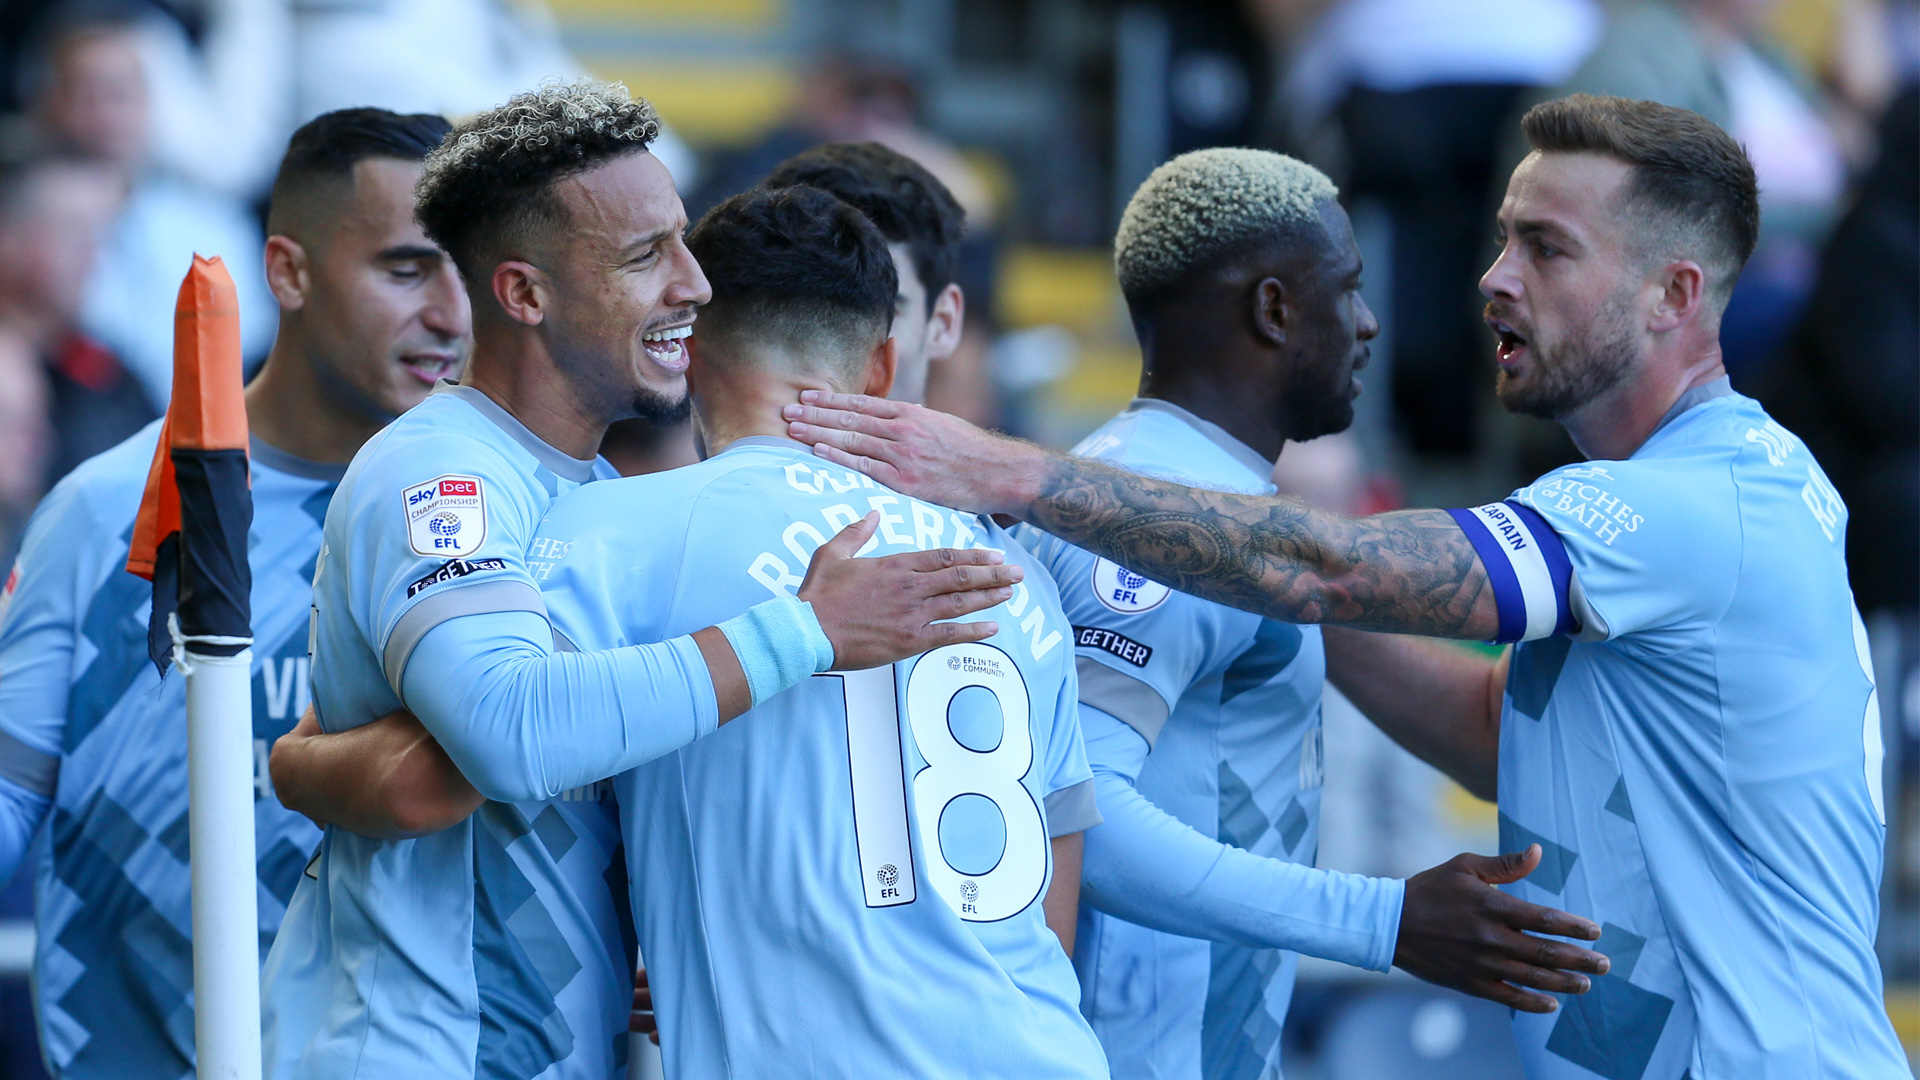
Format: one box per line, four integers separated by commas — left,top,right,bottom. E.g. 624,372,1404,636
1354,293,1380,341
666,239,713,309
1480,245,1522,302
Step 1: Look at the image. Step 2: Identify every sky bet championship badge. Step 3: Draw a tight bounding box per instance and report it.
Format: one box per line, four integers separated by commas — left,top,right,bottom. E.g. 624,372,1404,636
404,474,487,557
1092,558,1170,614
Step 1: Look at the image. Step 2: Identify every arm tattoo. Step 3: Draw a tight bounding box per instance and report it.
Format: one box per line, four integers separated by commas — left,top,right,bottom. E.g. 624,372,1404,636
1032,456,1499,639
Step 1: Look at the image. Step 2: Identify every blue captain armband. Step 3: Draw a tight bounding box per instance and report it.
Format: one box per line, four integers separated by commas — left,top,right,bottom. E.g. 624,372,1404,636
1446,501,1577,644
717,595,838,705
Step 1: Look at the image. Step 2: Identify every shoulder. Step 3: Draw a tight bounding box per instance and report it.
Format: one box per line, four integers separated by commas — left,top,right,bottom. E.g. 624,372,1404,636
37,419,164,536
1076,408,1266,492
539,458,738,544
339,402,532,517
1514,445,1737,557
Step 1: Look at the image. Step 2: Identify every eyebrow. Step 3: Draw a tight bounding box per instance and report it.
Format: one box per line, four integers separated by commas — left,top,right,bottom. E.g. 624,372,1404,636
376,244,442,261
1510,218,1573,242
620,228,676,258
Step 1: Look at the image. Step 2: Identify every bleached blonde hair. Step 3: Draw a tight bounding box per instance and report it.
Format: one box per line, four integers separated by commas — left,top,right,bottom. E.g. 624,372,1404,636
1114,147,1339,301
415,79,660,279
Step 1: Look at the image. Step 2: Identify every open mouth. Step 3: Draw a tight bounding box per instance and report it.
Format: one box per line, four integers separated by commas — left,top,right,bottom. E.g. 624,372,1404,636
1489,318,1529,366
400,354,459,386
642,324,693,373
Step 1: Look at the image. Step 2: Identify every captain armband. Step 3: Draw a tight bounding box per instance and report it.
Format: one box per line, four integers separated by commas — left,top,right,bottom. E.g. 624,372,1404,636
1445,501,1577,644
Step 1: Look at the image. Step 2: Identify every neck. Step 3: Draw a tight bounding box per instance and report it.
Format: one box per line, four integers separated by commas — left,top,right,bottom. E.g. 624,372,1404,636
462,315,607,460
245,321,389,465
698,368,838,458
1140,356,1285,464
1560,339,1727,460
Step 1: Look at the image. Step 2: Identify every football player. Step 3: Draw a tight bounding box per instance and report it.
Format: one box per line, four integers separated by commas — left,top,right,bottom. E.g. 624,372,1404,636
1018,148,1610,1078
261,83,1019,1080
0,106,464,1079
533,184,1106,1078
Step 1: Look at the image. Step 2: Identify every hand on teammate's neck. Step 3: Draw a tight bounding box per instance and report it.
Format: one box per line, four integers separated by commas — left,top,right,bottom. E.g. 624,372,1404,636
698,373,843,459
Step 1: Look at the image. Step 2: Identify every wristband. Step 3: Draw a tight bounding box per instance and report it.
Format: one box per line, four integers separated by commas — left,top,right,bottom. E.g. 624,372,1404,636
716,596,837,706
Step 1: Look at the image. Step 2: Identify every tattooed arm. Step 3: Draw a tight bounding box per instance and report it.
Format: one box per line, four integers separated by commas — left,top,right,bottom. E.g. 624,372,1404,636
785,392,1501,640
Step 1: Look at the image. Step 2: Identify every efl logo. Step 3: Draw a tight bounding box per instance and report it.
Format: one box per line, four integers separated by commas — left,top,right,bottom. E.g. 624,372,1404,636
402,474,488,557
1091,558,1170,614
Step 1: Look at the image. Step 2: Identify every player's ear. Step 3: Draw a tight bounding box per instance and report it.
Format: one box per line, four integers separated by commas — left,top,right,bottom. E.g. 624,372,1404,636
1649,260,1705,333
264,235,309,312
924,284,964,364
491,260,548,327
1254,277,1287,346
863,336,898,399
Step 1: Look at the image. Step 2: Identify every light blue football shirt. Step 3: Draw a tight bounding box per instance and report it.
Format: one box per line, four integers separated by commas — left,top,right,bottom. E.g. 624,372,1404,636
1457,379,1908,1080
1019,399,1404,1080
534,436,1109,1080
0,420,333,1079
261,384,635,1080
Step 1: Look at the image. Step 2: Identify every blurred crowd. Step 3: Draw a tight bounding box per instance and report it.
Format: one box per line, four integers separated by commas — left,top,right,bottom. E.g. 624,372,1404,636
0,0,1911,1032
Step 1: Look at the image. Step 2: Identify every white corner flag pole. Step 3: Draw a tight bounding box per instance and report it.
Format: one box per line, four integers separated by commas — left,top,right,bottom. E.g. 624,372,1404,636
180,629,261,1080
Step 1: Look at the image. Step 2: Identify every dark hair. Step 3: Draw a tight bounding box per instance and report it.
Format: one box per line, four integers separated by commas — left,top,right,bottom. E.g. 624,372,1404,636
414,81,659,284
764,141,964,297
1522,94,1759,300
266,108,451,232
686,185,897,374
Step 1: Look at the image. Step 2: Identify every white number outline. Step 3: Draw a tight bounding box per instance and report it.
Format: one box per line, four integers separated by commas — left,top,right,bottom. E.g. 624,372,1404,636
906,643,1047,923
828,642,1050,922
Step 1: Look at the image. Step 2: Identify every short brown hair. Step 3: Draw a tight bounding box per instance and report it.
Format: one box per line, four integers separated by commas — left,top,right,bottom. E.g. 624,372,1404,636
1522,94,1759,303
416,80,659,285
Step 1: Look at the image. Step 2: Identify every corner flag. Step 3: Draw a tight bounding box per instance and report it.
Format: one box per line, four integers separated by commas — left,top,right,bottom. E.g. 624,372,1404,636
126,255,261,1080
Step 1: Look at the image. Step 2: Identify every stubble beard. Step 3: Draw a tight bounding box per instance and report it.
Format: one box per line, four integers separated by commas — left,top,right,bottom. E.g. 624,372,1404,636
1495,289,1642,422
631,384,693,425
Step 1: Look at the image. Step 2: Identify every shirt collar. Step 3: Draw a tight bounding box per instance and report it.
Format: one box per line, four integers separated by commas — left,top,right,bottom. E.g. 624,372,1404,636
1124,397,1275,481
248,436,348,482
433,381,598,483
717,434,807,455
1649,376,1735,438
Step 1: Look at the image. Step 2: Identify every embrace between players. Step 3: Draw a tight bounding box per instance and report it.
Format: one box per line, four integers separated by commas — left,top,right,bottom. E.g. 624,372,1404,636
0,78,1904,1080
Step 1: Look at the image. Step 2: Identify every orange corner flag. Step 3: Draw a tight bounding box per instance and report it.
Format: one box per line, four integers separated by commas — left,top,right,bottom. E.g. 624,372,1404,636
127,255,248,582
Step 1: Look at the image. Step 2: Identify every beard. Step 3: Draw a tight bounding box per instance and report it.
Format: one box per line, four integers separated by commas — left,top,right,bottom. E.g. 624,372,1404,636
631,384,693,425
1494,290,1642,421
1286,381,1356,442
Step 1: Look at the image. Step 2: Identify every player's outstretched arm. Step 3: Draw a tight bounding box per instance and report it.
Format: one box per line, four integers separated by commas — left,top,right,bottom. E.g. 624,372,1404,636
383,516,1023,805
1395,846,1608,1013
1323,627,1504,800
786,394,1500,639
271,706,483,839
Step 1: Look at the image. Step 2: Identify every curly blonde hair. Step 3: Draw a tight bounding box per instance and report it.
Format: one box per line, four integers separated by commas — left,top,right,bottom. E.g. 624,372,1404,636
1114,147,1338,303
416,79,660,279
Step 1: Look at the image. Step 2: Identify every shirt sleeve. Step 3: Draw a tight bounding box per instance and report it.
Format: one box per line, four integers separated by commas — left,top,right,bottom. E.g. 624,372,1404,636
355,434,551,693
1042,536,1233,748
0,480,114,875
398,609,718,802
1040,645,1100,837
1077,703,1404,971
337,436,726,801
1505,461,1739,650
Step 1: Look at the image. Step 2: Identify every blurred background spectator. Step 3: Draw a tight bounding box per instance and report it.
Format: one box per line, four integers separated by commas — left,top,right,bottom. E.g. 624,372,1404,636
0,0,1910,1073
19,2,277,409
0,157,145,565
